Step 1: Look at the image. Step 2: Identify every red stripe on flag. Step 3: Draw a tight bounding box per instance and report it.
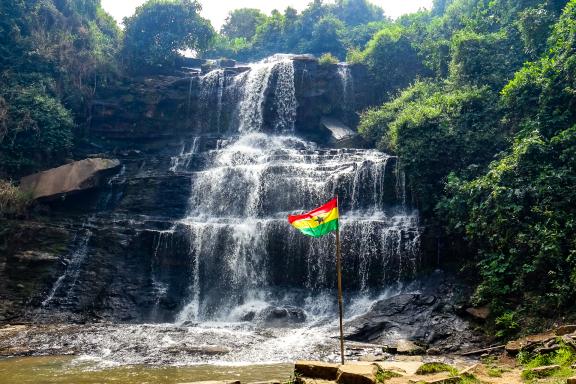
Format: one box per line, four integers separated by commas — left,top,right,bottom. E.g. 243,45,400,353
287,198,338,224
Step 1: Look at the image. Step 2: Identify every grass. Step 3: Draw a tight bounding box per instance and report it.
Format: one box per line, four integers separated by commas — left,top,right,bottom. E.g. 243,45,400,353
416,362,459,376
375,369,403,383
486,366,504,377
517,340,576,382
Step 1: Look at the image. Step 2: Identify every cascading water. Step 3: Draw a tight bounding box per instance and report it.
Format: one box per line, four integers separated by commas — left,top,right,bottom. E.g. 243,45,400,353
174,56,420,324
337,64,355,110
41,227,93,308
236,58,297,134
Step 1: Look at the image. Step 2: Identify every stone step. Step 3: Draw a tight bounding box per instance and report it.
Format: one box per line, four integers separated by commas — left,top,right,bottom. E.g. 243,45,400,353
336,364,378,384
295,361,340,380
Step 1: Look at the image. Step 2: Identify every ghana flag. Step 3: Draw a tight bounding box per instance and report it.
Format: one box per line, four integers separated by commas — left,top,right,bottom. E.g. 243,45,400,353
288,198,339,238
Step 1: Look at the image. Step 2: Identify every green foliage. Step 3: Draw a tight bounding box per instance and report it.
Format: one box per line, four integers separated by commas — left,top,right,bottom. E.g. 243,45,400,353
375,369,402,382
221,8,267,40
318,53,340,65
356,25,429,100
494,311,520,338
358,0,576,322
440,1,576,312
415,362,458,375
203,0,388,62
449,30,522,89
519,342,576,380
361,81,505,214
0,87,74,175
0,0,120,177
307,15,347,59
0,180,32,217
122,0,214,73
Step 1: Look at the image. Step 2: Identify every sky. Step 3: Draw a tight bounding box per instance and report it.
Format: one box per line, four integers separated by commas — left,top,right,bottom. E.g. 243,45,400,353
101,0,433,29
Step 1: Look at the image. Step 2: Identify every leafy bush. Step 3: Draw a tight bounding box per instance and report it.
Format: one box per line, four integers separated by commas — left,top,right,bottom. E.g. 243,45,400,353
494,311,520,338
122,0,215,73
0,180,31,217
0,87,74,176
318,53,340,65
360,81,505,214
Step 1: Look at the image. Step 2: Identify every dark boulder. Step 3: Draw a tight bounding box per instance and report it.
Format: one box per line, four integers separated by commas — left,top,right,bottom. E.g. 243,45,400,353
259,305,307,326
345,271,483,353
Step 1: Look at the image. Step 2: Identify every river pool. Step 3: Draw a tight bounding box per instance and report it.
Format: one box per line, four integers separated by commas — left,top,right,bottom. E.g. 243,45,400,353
0,356,293,384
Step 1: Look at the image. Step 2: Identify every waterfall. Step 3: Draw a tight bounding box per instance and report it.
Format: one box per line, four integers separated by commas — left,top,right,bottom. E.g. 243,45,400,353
171,56,420,323
175,139,419,322
42,227,93,307
236,59,297,134
197,69,227,133
170,137,201,172
337,64,355,110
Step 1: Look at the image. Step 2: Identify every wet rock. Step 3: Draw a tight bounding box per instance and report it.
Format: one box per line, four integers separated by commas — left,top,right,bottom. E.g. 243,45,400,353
336,364,378,384
505,332,555,355
260,306,306,326
555,325,576,336
320,118,364,148
345,272,482,353
395,340,425,355
465,307,490,321
295,360,340,380
20,158,121,201
164,345,230,355
13,251,58,262
290,54,317,62
218,59,236,68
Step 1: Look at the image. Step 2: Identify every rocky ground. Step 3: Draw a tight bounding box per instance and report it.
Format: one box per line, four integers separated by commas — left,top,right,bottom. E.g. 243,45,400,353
3,323,576,383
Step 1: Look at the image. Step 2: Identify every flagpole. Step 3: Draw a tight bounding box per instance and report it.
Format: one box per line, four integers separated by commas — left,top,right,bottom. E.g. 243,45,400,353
335,195,345,365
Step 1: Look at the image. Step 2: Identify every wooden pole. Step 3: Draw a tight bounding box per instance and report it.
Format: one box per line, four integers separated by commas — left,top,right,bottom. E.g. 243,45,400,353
335,196,345,365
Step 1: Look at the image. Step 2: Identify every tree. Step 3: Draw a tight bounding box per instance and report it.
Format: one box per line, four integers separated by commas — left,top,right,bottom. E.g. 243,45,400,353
122,0,214,73
306,15,346,59
221,8,267,41
356,25,429,101
331,0,384,26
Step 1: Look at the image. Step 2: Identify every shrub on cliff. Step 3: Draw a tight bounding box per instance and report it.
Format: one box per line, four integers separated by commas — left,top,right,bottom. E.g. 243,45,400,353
0,180,31,217
0,87,74,176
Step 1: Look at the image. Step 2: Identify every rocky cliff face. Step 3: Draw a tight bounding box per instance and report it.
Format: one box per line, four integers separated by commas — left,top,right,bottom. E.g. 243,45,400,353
0,56,426,326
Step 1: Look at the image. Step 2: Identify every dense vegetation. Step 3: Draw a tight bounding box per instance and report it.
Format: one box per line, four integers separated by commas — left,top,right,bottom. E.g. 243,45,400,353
1,0,575,334
122,0,214,73
0,0,120,177
204,0,390,61
356,0,576,329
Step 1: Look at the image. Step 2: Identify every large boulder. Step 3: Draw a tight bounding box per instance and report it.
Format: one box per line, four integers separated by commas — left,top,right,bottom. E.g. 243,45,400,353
259,305,307,326
344,271,483,353
20,158,121,201
320,118,364,148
